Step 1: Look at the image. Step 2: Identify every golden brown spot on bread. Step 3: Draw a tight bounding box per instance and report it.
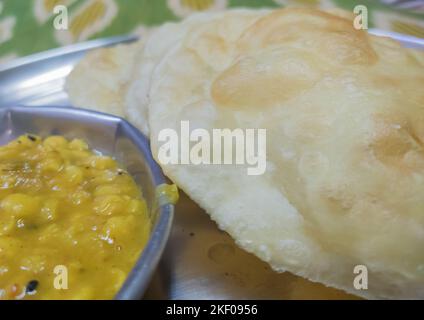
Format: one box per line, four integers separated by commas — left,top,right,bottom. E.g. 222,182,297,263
372,114,424,172
212,8,380,110
211,49,321,109
238,8,377,66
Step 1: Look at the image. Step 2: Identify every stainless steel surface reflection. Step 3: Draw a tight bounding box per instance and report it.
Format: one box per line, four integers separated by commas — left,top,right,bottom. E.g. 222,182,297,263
0,106,174,300
0,31,423,300
0,35,137,108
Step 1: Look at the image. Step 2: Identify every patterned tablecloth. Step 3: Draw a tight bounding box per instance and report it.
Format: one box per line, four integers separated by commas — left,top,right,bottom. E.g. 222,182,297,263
0,0,423,64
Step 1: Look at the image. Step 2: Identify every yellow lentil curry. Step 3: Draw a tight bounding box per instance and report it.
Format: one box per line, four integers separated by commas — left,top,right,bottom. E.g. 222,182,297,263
0,135,151,299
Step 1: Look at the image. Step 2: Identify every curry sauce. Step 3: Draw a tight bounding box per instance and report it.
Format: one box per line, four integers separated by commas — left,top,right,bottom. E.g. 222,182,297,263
0,135,150,299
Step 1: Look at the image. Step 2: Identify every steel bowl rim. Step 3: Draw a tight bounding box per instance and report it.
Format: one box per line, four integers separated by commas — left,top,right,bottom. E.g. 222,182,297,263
0,105,174,300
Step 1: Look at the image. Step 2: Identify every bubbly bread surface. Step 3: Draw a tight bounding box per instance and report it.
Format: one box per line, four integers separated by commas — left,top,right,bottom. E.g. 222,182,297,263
124,9,269,135
147,8,424,299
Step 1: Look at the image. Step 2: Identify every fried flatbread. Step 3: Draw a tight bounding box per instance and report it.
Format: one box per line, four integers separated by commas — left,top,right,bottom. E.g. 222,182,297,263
147,8,424,299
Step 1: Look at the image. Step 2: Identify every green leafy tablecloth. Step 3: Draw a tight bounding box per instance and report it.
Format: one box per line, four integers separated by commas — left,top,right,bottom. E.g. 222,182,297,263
0,0,423,64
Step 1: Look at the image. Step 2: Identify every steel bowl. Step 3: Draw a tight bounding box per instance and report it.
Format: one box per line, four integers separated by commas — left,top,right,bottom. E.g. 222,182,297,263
0,105,174,300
